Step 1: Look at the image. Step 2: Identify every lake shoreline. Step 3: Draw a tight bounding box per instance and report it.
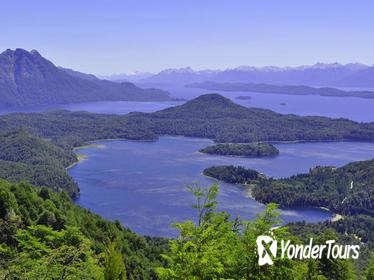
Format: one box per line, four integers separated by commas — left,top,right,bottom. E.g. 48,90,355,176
202,172,342,223
69,136,366,235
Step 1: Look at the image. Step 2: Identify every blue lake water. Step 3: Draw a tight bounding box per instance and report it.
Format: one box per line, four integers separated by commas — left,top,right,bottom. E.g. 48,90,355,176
68,137,374,237
0,101,183,116
2,86,374,236
1,86,374,122
156,85,374,123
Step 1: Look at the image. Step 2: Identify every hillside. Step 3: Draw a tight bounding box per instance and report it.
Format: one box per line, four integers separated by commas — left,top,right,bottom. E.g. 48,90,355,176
252,159,374,216
58,66,99,81
0,48,172,108
1,94,374,149
0,129,79,196
141,94,374,143
202,161,374,250
0,129,76,168
0,179,168,279
203,159,374,216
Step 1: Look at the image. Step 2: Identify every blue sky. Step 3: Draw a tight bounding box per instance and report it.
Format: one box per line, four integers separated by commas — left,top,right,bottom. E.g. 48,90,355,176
1,0,373,74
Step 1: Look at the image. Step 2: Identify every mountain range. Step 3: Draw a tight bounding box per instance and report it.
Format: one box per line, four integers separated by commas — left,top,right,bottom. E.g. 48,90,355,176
0,49,173,108
108,63,374,88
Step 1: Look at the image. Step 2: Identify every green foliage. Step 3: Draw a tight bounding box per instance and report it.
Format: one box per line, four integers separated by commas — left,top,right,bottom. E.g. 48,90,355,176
1,94,374,150
0,179,169,279
0,129,76,168
0,159,79,197
250,159,374,216
157,184,293,280
104,238,127,280
366,254,374,280
199,142,279,157
204,161,374,245
0,129,79,196
203,165,263,185
4,225,103,279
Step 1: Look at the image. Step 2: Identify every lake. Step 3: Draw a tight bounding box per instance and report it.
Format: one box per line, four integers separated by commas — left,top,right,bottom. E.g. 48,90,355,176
1,85,374,122
156,85,374,123
68,137,374,237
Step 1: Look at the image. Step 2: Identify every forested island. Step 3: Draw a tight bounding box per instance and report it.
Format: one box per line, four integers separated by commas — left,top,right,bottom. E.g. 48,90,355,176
199,142,279,157
1,94,374,151
187,81,374,99
203,165,264,184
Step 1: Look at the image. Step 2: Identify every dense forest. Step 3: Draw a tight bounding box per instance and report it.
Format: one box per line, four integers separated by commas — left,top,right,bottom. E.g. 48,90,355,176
202,160,374,275
203,159,374,216
203,165,264,184
0,179,169,279
1,94,374,151
0,129,76,168
252,159,374,216
2,179,374,279
199,143,279,157
157,184,374,279
0,129,79,196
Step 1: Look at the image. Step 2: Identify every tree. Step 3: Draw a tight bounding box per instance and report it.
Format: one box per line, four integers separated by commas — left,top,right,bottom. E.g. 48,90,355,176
104,238,127,280
157,183,293,280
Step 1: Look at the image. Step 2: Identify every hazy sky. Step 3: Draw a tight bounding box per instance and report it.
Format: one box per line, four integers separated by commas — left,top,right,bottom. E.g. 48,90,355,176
1,0,373,75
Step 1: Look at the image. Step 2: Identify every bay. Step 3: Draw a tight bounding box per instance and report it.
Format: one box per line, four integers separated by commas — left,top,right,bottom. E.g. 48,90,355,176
68,137,374,237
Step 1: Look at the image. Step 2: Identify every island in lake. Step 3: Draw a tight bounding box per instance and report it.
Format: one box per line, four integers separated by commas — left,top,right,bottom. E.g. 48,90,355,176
199,142,279,158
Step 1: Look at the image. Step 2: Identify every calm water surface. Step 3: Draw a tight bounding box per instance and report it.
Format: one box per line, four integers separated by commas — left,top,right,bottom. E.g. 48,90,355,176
69,137,374,237
157,85,374,122
1,86,374,122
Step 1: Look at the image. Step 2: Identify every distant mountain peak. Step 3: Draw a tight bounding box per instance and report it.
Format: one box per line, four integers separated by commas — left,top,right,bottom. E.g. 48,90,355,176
0,48,172,107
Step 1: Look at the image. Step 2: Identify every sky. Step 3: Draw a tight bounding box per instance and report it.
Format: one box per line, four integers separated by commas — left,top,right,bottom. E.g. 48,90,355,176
1,0,374,75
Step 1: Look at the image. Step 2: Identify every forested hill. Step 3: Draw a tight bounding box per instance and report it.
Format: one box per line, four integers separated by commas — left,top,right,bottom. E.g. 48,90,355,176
138,93,374,143
252,159,374,216
203,159,374,216
0,48,172,108
0,179,168,278
0,129,79,197
1,94,374,149
203,161,374,246
0,129,76,168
